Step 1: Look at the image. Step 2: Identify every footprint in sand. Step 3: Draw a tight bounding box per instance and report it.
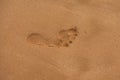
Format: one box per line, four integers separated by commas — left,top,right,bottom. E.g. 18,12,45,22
27,27,79,47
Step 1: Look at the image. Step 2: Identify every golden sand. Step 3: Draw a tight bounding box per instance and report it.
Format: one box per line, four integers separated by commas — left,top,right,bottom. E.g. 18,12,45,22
0,0,120,80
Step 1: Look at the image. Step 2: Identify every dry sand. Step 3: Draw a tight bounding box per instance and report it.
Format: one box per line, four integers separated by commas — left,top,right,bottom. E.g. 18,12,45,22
0,0,120,80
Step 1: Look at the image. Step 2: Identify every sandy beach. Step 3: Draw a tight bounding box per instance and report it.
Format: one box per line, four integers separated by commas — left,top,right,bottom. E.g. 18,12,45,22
0,0,120,80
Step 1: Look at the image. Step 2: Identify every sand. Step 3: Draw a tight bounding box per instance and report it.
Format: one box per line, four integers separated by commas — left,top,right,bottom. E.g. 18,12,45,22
0,0,120,80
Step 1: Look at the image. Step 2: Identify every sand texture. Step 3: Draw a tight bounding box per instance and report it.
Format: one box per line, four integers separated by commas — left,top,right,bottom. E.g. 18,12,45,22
1,0,120,80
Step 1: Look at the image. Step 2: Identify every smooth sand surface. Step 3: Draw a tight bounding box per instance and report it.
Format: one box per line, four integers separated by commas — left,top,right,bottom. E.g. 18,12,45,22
1,0,120,80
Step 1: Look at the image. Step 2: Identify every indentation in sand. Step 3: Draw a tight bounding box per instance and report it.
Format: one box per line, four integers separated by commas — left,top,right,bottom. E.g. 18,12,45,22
27,27,78,47
27,33,49,46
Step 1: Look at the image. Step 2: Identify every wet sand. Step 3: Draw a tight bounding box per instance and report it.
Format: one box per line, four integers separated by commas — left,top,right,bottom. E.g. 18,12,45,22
0,0,120,80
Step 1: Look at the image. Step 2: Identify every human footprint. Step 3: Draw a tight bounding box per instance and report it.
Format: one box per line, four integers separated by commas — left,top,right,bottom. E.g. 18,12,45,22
27,27,78,47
